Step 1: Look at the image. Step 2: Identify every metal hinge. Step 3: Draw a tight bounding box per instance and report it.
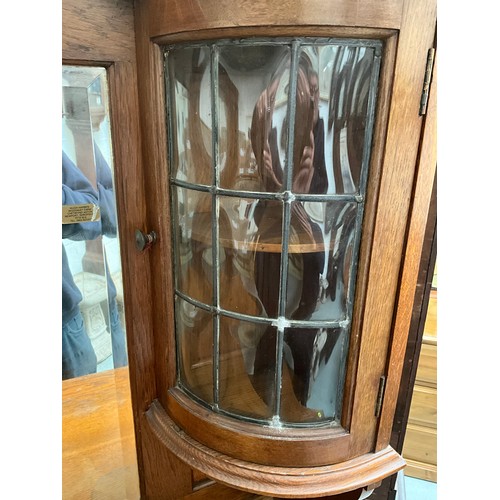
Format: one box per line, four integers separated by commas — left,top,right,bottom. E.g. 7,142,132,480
419,48,436,116
375,375,387,417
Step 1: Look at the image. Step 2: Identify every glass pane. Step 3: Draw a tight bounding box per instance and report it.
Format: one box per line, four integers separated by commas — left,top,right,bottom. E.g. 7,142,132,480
176,297,214,404
286,200,358,321
62,66,128,379
172,186,213,305
168,47,213,186
218,45,291,192
280,327,345,423
165,39,381,427
291,45,375,195
218,196,283,318
219,316,275,419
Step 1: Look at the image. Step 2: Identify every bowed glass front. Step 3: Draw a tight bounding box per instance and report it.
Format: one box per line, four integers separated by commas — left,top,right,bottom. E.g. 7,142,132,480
164,38,382,427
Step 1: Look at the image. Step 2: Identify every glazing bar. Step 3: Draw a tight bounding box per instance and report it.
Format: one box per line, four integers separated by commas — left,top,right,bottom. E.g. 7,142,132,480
171,180,362,203
175,290,349,329
211,45,221,408
171,178,212,193
335,52,382,419
273,40,301,423
217,307,275,326
164,53,178,291
175,290,213,312
164,38,382,52
164,52,183,385
220,307,348,329
216,187,361,203
345,52,382,317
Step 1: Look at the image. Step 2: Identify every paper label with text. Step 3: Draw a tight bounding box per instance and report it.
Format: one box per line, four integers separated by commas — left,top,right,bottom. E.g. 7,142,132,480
62,204,101,224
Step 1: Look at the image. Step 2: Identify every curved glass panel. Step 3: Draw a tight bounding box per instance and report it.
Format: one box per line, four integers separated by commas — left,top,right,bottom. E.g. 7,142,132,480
280,326,346,424
219,315,276,420
168,47,213,186
172,186,213,304
218,45,291,192
165,38,381,427
286,200,358,322
176,296,214,403
218,195,283,318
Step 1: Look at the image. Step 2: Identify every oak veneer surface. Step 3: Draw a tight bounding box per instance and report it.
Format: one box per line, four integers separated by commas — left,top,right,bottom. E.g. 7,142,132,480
149,0,404,37
62,367,140,500
373,4,436,453
62,367,277,499
63,0,158,494
62,0,136,63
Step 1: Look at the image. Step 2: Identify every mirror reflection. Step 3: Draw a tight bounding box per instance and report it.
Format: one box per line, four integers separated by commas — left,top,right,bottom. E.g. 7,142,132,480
62,66,128,380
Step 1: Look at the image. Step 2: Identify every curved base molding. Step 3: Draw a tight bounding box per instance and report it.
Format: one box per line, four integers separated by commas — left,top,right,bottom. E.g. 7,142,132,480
145,400,405,498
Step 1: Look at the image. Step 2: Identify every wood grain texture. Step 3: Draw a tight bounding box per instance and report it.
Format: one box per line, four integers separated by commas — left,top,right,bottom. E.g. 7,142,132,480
370,171,437,500
185,481,364,500
340,33,398,431
63,0,136,63
184,482,272,499
146,400,405,498
166,388,350,467
140,411,193,499
133,0,178,403
415,342,437,388
108,60,159,496
345,0,436,457
62,368,140,500
403,458,437,483
154,26,397,45
148,0,404,38
63,0,158,495
406,385,436,428
374,38,437,452
132,1,201,497
402,424,436,465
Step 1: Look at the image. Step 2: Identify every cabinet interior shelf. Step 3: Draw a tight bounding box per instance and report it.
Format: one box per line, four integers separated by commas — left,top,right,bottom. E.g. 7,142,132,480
188,212,335,254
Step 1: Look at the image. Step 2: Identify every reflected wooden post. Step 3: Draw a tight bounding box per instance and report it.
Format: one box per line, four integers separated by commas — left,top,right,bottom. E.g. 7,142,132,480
63,77,112,364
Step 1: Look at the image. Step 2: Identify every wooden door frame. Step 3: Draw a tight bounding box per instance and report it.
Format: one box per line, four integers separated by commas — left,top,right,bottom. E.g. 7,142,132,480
62,0,154,495
372,46,437,500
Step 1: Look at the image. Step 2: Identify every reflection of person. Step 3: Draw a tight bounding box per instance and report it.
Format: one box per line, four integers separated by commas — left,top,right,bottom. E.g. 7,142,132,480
62,146,127,380
250,56,328,321
248,57,338,417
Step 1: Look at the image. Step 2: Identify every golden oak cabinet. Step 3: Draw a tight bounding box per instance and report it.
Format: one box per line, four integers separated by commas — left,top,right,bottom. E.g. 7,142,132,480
63,0,437,498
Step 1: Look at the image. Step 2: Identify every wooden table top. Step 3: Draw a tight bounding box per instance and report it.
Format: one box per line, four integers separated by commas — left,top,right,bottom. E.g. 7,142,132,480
62,367,140,500
62,367,270,500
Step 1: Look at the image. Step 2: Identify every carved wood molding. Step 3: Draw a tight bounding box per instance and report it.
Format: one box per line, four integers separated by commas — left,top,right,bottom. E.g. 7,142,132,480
145,400,405,498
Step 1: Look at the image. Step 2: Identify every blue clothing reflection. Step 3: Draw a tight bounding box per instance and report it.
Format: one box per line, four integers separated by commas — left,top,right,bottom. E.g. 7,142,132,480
62,147,127,380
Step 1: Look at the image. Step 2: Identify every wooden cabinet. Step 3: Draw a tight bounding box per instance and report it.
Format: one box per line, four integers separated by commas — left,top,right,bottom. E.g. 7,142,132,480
132,1,436,497
63,0,437,498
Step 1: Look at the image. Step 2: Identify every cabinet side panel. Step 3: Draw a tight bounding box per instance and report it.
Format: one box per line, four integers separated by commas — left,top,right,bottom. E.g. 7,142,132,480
348,0,436,457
